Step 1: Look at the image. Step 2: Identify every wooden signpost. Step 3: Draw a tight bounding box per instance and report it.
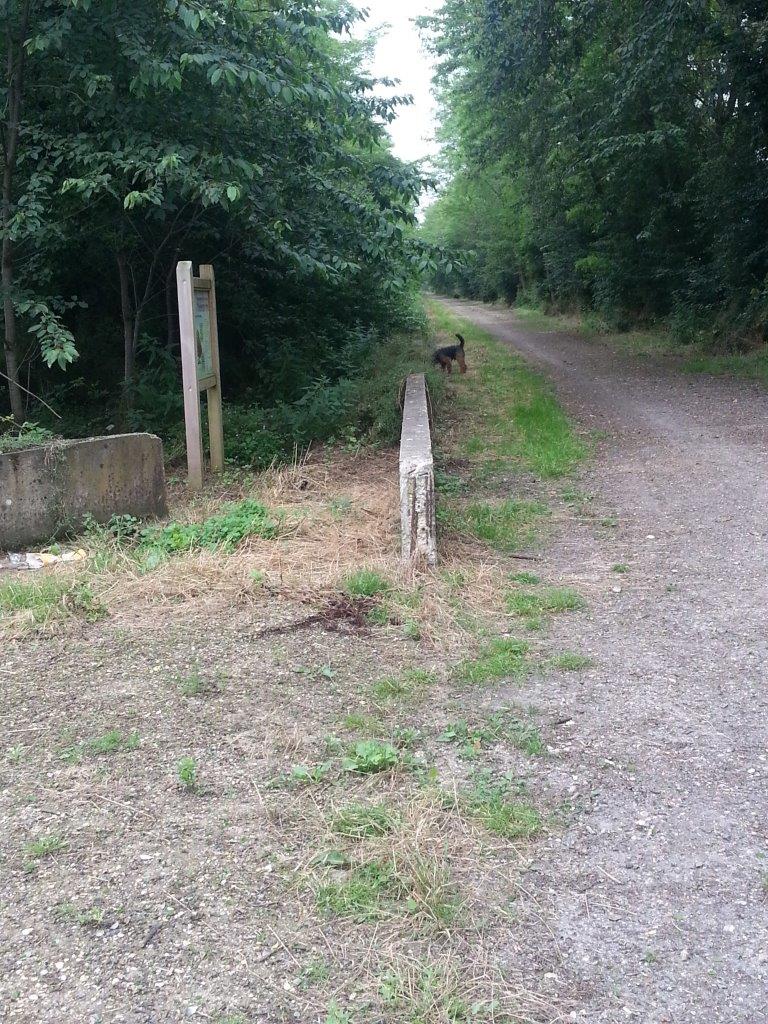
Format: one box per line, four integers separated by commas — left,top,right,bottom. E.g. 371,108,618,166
177,261,224,490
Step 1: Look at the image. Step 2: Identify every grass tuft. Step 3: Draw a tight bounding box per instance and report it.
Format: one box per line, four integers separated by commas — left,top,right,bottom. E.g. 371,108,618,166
342,568,391,598
331,803,398,839
456,638,530,684
61,729,139,764
438,499,548,553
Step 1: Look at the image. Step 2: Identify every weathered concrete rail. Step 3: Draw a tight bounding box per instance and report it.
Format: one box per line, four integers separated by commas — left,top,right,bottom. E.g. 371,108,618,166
0,433,167,550
399,373,437,565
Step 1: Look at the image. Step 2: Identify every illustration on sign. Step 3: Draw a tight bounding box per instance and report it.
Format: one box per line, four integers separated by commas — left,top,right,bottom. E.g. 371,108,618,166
194,289,213,380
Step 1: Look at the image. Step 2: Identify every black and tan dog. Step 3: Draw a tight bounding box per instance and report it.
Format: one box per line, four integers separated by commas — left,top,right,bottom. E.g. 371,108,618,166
432,333,467,374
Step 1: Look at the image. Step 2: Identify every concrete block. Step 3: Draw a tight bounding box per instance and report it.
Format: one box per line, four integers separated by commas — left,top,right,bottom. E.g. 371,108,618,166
400,374,437,565
0,433,168,550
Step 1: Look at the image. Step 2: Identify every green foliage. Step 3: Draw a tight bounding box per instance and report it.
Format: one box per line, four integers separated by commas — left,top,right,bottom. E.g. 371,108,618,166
0,418,55,452
342,741,400,774
138,500,278,564
2,1,438,432
177,757,198,792
316,861,396,921
422,1,768,346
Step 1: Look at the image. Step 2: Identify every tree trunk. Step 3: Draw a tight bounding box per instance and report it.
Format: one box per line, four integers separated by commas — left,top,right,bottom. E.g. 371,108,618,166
1,1,31,423
117,252,135,423
165,255,180,352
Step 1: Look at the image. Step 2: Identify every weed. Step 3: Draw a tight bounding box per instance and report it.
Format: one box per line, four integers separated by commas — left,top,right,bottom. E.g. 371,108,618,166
178,670,204,696
403,619,422,641
342,569,391,598
6,745,24,763
316,861,395,920
0,576,104,626
612,563,630,574
299,957,331,988
549,652,593,672
506,587,585,617
342,741,399,774
438,499,548,553
325,1004,353,1024
379,963,492,1023
331,803,398,839
25,835,67,862
464,773,541,840
456,638,530,684
290,762,333,784
439,711,543,759
434,469,467,496
177,756,198,792
61,729,139,764
54,903,105,927
329,497,353,519
601,516,619,528
371,668,436,702
342,712,385,735
511,571,541,585
139,499,278,565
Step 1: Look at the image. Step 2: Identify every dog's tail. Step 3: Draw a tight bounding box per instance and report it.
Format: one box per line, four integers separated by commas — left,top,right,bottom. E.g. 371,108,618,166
455,333,466,349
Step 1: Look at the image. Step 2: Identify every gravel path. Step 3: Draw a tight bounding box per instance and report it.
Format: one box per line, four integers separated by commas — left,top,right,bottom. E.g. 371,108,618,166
438,299,768,1023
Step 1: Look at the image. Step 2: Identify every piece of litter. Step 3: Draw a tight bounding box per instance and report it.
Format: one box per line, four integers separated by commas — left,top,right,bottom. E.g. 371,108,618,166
3,548,87,571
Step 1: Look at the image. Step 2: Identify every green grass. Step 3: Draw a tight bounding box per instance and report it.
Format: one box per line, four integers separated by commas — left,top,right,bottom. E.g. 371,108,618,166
317,852,458,928
0,576,104,626
438,499,548,553
342,711,385,735
316,861,395,921
548,652,593,672
371,668,437,702
505,587,585,618
25,835,67,862
331,803,399,839
427,301,587,479
612,563,630,574
61,729,139,764
439,710,543,759
683,348,768,386
456,638,531,684
511,571,541,585
464,774,542,840
342,569,391,598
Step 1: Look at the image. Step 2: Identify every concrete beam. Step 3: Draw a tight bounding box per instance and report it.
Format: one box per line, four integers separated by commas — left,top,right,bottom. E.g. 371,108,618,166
400,373,437,565
0,433,168,550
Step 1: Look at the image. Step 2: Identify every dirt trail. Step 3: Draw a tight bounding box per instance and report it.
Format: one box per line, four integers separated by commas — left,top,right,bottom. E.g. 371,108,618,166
439,299,768,1023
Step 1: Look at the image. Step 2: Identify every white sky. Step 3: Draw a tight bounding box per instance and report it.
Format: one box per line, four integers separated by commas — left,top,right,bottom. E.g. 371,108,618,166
355,0,441,166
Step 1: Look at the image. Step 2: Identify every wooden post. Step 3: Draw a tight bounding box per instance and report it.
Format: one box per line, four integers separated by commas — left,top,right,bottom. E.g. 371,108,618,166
199,264,224,474
177,260,204,490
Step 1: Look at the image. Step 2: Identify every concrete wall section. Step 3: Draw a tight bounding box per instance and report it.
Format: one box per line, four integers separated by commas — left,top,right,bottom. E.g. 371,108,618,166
0,433,168,550
399,374,437,565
